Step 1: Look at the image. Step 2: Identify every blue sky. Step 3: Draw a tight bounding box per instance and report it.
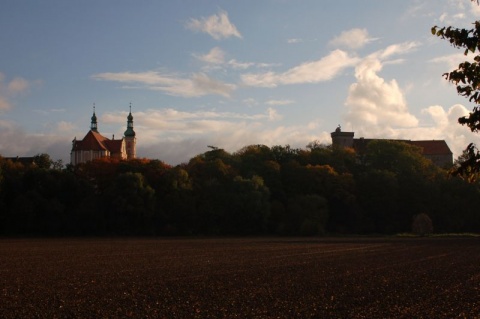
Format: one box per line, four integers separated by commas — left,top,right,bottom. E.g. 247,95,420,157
1,0,480,165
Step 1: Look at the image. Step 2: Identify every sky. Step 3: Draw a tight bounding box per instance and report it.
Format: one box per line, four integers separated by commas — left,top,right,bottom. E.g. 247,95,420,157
1,0,480,165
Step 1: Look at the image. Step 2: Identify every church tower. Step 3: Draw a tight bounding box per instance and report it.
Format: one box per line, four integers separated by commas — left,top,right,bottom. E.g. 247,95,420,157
124,103,136,160
91,104,98,132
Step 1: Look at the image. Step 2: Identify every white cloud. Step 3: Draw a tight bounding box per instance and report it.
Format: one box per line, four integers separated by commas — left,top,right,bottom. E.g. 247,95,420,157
241,49,360,88
265,99,294,106
287,38,303,44
194,47,273,71
227,59,255,70
415,104,477,158
0,119,72,161
376,41,419,60
345,52,419,132
439,12,448,23
351,103,478,159
137,123,325,165
98,107,325,164
7,77,29,94
102,108,275,128
56,121,75,132
186,10,242,40
329,28,375,50
243,98,260,107
267,107,282,121
195,47,225,64
0,73,31,111
430,52,474,72
435,0,476,24
341,42,478,159
92,71,236,98
404,3,428,18
471,1,480,16
0,97,10,111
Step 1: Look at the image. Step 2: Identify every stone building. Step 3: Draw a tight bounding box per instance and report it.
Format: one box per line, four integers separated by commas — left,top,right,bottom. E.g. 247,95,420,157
331,126,453,167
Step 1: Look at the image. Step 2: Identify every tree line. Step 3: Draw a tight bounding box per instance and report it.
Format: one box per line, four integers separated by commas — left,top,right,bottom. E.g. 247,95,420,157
1,140,479,236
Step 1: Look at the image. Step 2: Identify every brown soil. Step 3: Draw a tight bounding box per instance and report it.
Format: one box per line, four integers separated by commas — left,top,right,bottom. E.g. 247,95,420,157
0,237,479,318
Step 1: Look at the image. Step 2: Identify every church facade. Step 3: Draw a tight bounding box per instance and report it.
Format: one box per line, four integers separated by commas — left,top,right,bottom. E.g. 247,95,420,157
70,107,136,165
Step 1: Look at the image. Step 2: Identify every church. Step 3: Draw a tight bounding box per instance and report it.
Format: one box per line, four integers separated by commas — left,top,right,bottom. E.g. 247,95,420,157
70,106,136,165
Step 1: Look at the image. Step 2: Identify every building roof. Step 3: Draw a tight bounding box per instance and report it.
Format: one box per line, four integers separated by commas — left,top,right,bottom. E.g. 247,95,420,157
72,130,124,153
104,139,124,154
408,140,452,156
352,138,452,156
72,130,108,151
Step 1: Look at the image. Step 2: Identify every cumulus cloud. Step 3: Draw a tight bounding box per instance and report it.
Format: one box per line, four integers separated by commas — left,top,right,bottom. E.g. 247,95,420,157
241,49,360,88
186,10,242,40
92,71,236,97
420,104,478,157
329,28,375,49
344,45,420,134
345,102,478,159
342,42,478,159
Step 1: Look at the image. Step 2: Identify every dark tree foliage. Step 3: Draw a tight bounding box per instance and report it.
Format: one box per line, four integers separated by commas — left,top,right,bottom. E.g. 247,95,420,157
33,153,52,169
432,0,480,181
1,140,480,236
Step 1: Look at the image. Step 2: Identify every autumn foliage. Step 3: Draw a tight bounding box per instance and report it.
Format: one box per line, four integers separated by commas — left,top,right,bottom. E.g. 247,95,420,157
1,140,479,236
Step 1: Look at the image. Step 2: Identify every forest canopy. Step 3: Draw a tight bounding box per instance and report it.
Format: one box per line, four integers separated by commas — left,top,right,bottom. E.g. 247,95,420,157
1,141,479,237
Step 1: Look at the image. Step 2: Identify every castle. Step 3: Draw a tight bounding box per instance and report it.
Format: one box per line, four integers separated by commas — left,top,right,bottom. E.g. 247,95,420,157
70,105,136,165
330,126,453,167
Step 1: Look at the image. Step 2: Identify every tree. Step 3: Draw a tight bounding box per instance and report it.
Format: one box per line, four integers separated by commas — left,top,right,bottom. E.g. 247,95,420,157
33,153,52,169
104,172,155,235
412,213,434,236
284,194,329,236
364,140,434,176
452,147,480,183
432,0,480,180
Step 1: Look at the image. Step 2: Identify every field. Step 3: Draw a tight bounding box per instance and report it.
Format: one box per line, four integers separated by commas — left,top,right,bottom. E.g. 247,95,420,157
1,237,479,318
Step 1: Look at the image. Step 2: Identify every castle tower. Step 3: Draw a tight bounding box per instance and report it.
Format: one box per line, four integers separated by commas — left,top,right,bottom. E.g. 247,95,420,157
124,103,136,160
330,125,354,148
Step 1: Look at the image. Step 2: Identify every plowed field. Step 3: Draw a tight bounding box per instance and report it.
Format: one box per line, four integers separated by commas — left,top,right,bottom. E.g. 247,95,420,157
1,237,479,318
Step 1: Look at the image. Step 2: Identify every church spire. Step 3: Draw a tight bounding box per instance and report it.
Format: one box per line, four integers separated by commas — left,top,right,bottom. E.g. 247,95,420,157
124,102,135,137
124,103,136,160
91,103,98,132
